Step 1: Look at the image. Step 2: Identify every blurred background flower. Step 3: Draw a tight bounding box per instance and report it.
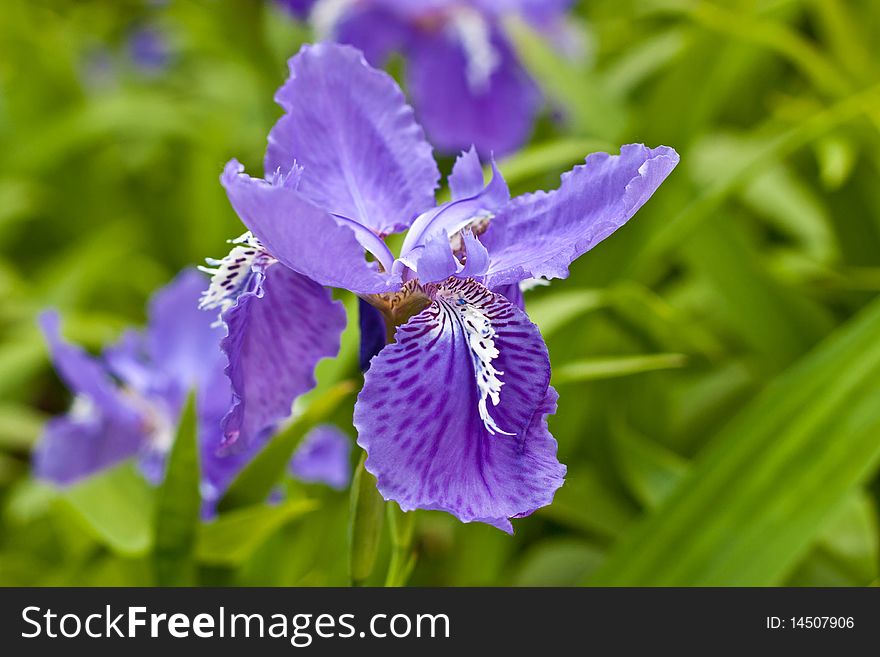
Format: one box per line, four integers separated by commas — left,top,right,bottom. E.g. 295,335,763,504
0,0,879,587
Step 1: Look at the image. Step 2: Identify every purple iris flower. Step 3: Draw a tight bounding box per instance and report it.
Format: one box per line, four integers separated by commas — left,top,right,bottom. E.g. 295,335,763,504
206,43,679,532
283,0,573,156
36,270,347,512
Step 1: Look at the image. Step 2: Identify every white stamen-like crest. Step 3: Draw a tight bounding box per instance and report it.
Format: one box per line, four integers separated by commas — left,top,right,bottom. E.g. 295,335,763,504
310,0,357,40
436,283,513,436
450,8,501,93
199,232,275,317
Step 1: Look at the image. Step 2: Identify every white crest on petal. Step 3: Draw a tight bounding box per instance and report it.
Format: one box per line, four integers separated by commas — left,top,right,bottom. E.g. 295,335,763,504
434,279,513,436
120,388,175,455
199,232,276,319
519,277,551,292
310,0,357,39
450,8,501,93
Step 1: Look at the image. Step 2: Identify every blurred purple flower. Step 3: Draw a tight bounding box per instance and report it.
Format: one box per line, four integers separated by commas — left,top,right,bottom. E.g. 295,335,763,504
206,43,679,531
289,425,352,489
128,26,172,73
285,0,574,156
37,269,346,513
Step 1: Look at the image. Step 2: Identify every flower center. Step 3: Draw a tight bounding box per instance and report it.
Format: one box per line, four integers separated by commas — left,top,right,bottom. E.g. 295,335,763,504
433,280,512,436
199,232,276,316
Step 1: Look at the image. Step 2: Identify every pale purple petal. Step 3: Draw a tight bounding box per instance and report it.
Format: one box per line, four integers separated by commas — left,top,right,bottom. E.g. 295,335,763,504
146,269,226,395
412,230,459,283
458,228,490,278
448,146,487,201
400,157,508,256
482,144,680,287
222,160,399,295
354,278,564,531
39,311,136,419
406,29,540,157
34,414,145,486
289,425,352,489
220,263,347,448
265,43,439,236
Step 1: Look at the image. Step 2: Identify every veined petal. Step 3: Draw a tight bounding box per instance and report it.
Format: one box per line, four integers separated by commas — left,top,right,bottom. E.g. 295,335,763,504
289,424,352,489
220,263,347,448
266,43,440,235
482,144,680,287
406,28,540,157
222,160,399,295
354,278,564,531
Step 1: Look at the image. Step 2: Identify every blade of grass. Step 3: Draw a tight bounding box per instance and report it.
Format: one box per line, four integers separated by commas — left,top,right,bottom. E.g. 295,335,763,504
553,353,688,384
153,392,199,586
587,296,880,585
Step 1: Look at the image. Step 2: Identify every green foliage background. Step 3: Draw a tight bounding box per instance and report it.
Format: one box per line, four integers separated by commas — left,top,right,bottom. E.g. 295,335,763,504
1,0,879,586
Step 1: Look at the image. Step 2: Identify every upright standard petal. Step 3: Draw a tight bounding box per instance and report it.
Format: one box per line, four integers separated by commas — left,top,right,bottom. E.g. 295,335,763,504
222,160,399,295
354,278,564,532
289,425,352,490
482,144,680,287
220,263,347,448
266,43,440,236
406,29,540,157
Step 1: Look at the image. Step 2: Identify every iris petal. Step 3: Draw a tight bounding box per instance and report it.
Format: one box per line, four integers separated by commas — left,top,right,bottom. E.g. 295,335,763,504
482,144,680,287
266,43,440,236
354,278,564,531
220,263,347,448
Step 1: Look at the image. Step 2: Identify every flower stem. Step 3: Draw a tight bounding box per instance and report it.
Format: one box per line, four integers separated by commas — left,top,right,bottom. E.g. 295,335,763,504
348,453,385,586
384,503,417,587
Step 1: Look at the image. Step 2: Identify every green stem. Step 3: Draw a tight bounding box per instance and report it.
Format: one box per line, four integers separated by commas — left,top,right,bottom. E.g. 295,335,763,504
385,503,417,587
348,453,385,586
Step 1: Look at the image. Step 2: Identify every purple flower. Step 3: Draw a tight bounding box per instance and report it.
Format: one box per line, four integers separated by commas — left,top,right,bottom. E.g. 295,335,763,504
208,43,679,532
36,269,345,513
289,0,574,156
289,425,352,489
128,26,172,73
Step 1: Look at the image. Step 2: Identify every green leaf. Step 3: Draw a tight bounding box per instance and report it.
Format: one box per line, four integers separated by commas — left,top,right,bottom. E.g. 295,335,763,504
537,465,636,540
217,380,355,512
526,289,607,338
513,539,605,587
552,353,688,385
349,453,385,586
197,499,317,566
153,393,199,586
611,420,688,509
787,492,879,586
60,463,154,556
497,139,615,188
0,402,45,450
588,297,880,586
